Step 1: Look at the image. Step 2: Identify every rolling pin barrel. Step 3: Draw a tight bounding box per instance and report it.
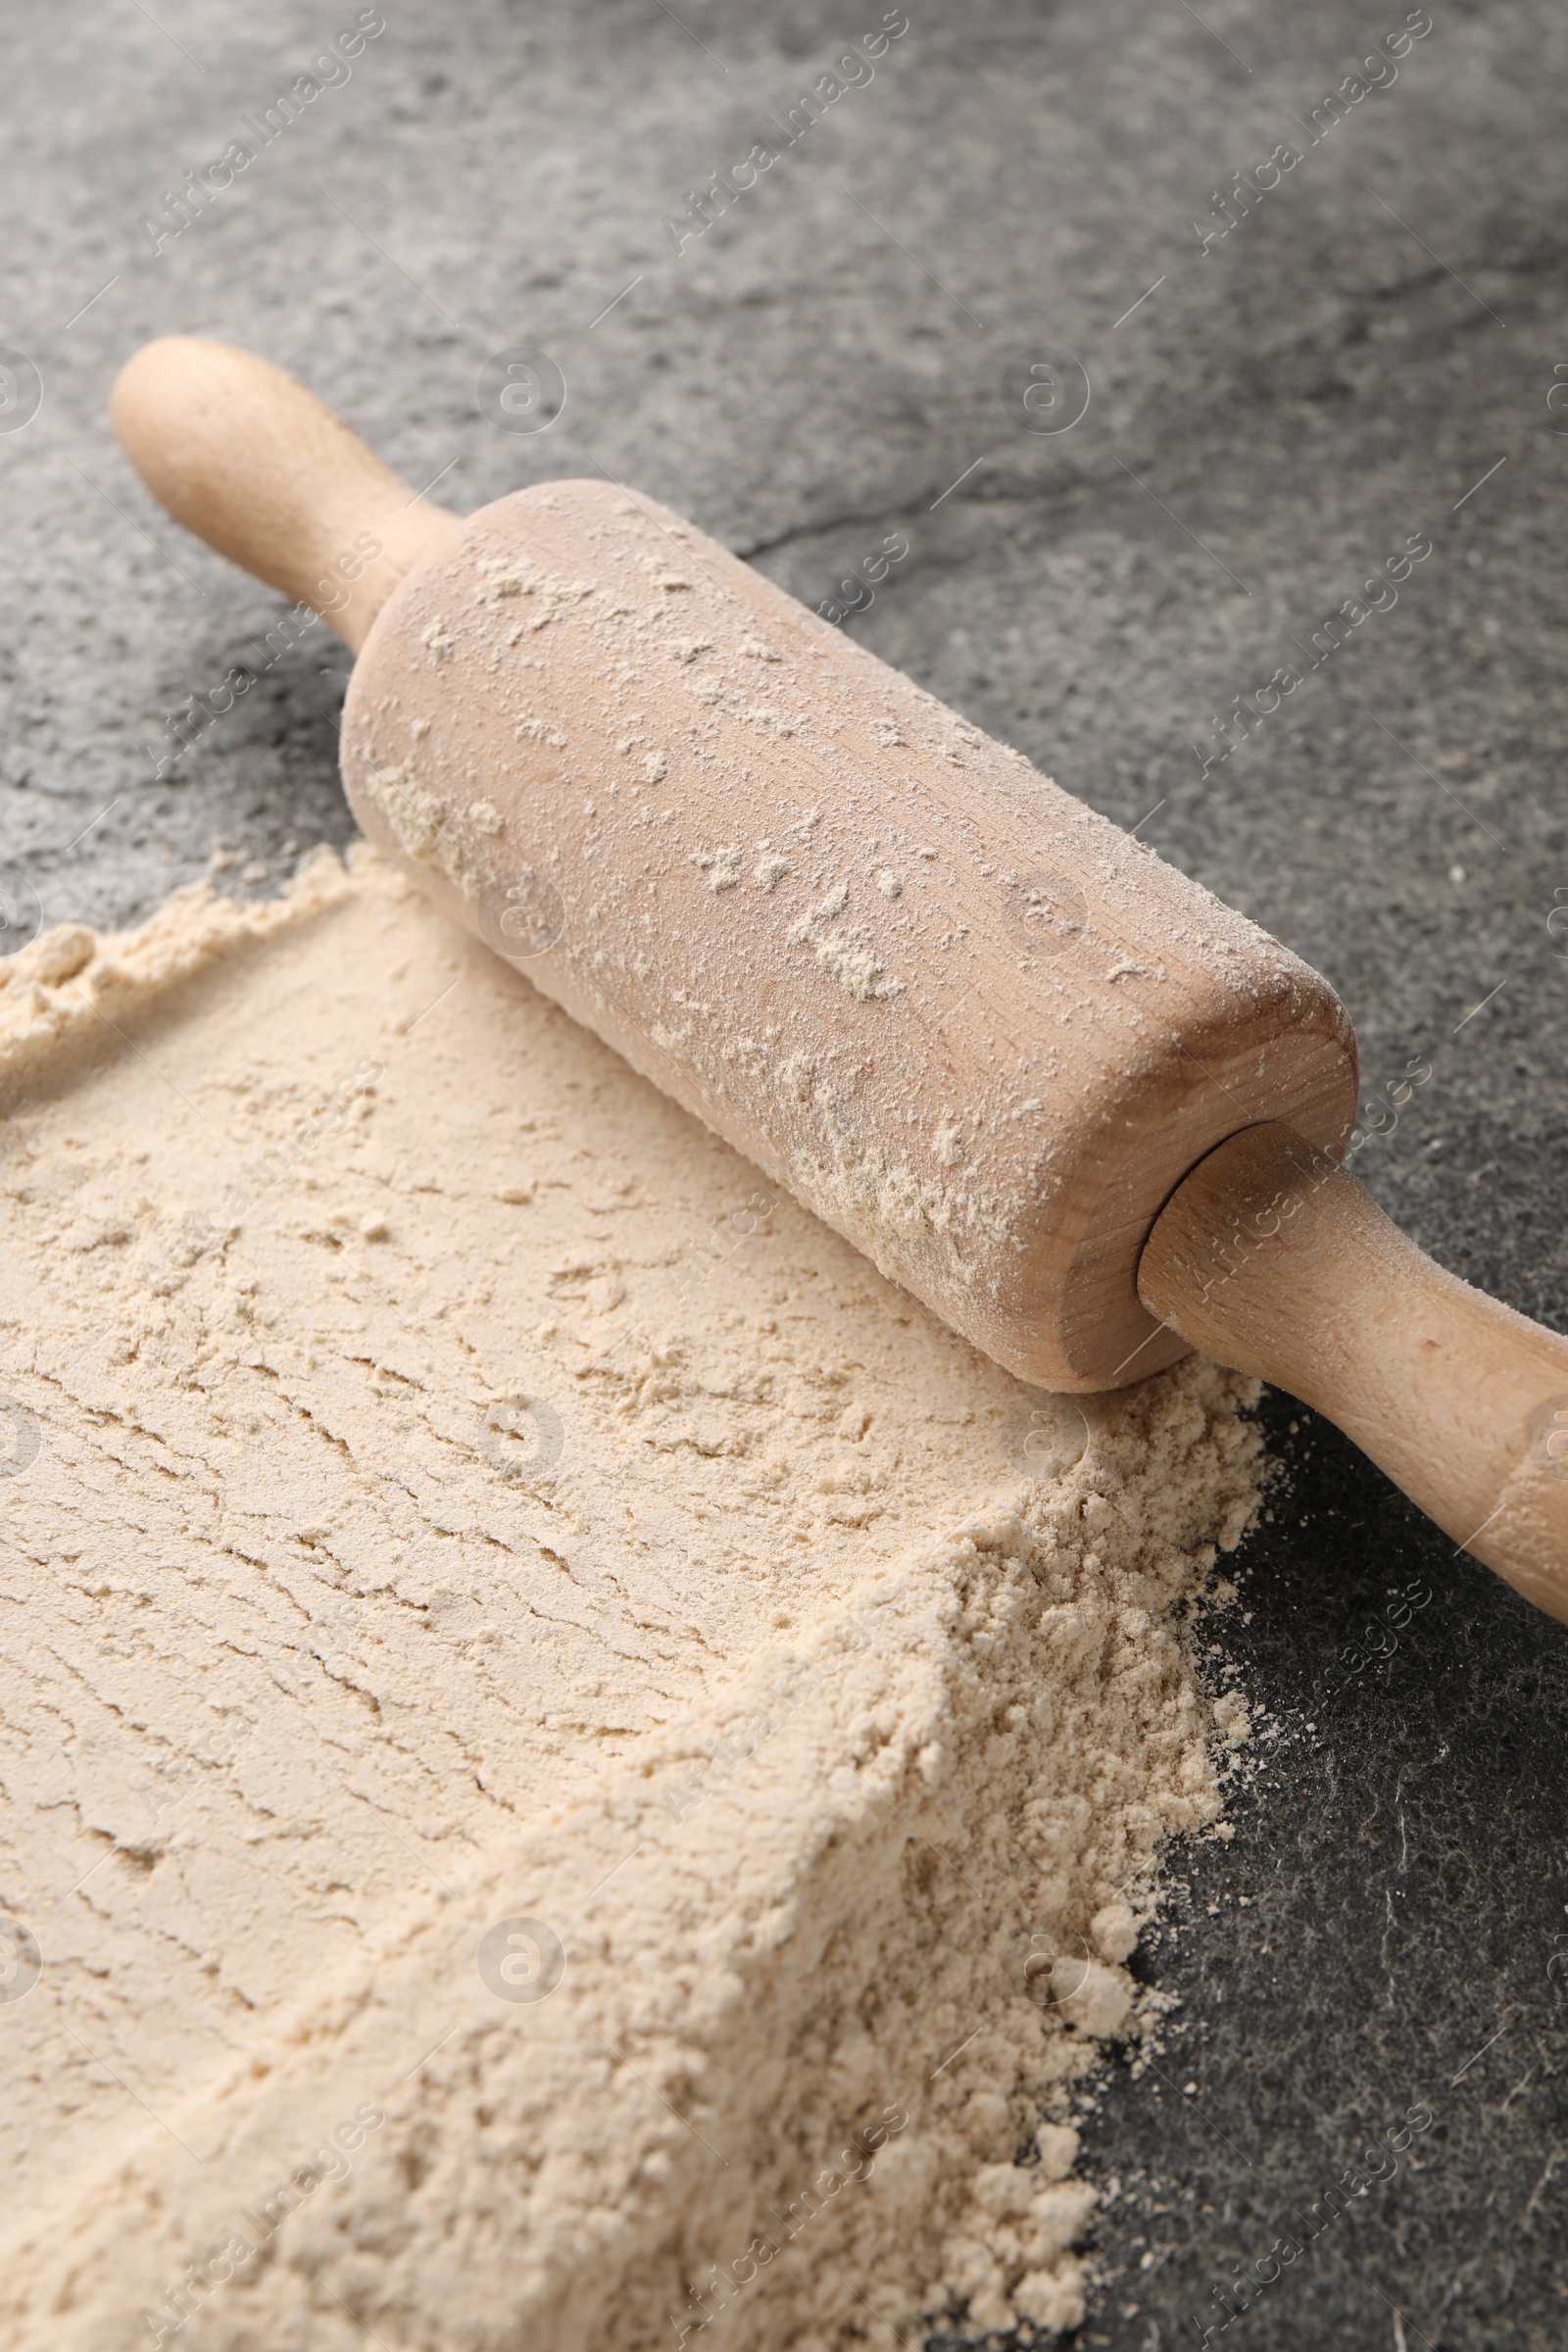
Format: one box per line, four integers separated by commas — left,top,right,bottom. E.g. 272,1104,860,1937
110,337,1568,1623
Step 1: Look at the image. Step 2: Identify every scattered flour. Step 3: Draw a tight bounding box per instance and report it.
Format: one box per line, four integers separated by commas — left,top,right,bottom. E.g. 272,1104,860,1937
0,852,1262,2351
787,879,904,1004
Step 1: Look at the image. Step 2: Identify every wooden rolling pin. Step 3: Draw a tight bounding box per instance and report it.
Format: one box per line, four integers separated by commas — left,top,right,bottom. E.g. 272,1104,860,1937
111,338,1568,1622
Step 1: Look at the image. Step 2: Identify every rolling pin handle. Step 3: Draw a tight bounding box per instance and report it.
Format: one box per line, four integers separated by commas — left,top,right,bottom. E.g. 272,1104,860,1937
110,336,462,652
1140,1123,1568,1622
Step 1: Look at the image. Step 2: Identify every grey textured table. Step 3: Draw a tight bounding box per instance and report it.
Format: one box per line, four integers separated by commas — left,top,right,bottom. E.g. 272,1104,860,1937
4,3,1566,2345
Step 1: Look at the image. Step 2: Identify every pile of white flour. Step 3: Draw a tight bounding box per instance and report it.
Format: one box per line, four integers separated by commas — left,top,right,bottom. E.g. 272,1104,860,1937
0,849,1261,2350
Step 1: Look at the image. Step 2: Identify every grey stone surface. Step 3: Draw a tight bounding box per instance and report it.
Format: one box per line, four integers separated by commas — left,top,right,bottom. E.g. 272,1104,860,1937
2,1,1565,2344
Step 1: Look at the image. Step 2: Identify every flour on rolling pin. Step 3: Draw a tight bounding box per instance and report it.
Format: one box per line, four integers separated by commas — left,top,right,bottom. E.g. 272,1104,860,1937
342,481,1356,1391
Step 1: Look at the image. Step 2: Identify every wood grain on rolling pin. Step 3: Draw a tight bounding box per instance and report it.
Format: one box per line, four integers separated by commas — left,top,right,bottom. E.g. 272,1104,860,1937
342,481,1357,1392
